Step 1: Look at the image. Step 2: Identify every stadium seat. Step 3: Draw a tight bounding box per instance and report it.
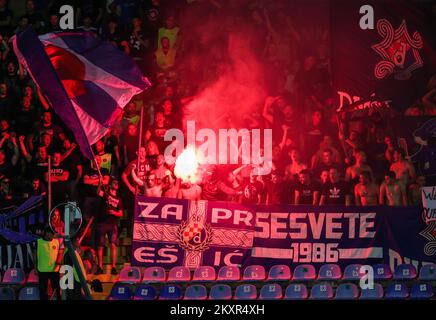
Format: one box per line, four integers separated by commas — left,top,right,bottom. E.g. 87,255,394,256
217,266,240,282
318,264,341,280
133,284,157,300
27,269,39,284
419,263,436,281
0,287,15,300
108,283,134,300
167,266,191,282
2,268,26,285
335,283,359,300
159,284,183,300
360,283,384,300
143,267,166,283
386,283,409,300
393,264,417,280
284,284,308,300
184,285,207,300
192,266,216,282
18,286,40,300
117,266,142,284
242,265,266,281
310,283,334,300
410,283,434,300
267,265,291,281
372,264,392,280
209,284,232,300
234,284,257,300
342,264,363,281
293,264,316,281
259,283,283,300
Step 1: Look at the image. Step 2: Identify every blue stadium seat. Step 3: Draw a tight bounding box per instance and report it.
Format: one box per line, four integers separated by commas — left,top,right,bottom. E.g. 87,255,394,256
143,267,166,283
284,284,308,300
410,283,434,300
184,285,207,300
0,287,15,300
259,283,283,300
217,266,240,282
18,286,40,300
108,283,133,300
234,284,257,300
267,265,291,281
372,264,392,280
160,284,183,300
192,266,216,282
318,264,341,280
242,265,266,281
393,264,417,280
293,264,316,281
419,263,436,281
386,283,409,300
167,266,191,282
310,283,334,300
2,268,26,285
117,266,142,284
342,264,363,281
133,284,157,300
27,269,39,284
360,283,384,300
209,284,232,300
335,283,359,300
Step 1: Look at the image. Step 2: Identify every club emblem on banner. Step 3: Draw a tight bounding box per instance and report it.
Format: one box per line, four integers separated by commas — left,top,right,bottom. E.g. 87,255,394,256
372,19,423,80
178,220,213,252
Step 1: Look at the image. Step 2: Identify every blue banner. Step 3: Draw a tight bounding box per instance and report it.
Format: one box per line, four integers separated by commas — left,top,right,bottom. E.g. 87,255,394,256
0,196,45,272
132,196,436,271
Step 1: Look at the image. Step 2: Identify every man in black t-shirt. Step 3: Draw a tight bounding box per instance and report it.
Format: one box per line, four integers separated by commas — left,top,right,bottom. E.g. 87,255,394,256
145,111,169,154
320,167,352,206
45,152,69,206
241,170,264,205
294,169,321,205
95,178,123,276
82,156,109,216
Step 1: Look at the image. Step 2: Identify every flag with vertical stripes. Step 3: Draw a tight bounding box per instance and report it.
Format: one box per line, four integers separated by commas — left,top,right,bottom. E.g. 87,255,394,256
12,28,151,159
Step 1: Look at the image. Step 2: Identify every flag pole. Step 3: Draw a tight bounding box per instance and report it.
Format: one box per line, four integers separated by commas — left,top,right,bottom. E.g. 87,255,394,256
135,106,144,195
47,155,52,214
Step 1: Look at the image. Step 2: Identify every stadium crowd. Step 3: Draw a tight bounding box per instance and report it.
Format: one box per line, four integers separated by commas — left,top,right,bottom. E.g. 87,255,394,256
0,0,435,274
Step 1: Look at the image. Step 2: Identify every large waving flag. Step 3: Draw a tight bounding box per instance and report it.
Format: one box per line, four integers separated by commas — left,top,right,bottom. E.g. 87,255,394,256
12,28,151,159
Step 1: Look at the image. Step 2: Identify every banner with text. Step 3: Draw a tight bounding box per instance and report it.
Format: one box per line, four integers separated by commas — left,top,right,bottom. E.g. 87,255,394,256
132,196,436,271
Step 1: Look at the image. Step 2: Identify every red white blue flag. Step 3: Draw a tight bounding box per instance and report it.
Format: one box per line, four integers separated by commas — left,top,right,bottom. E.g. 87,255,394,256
12,28,151,159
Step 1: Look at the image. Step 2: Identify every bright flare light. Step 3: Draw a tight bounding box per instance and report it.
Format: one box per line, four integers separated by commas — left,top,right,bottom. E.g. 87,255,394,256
174,146,201,184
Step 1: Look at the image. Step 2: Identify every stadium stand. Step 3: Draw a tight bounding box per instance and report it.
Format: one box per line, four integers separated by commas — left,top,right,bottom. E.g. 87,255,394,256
0,264,433,300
